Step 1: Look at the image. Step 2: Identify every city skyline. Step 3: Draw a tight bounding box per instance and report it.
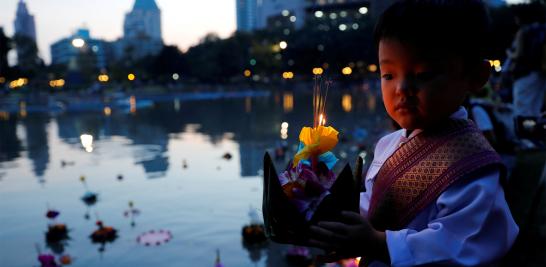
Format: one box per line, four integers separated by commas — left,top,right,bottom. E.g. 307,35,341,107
0,0,236,65
0,0,531,66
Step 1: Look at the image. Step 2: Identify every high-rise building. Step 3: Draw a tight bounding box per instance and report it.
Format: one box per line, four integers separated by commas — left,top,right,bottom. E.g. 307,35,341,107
260,0,307,30
307,0,371,32
237,0,307,32
124,0,162,41
14,0,36,41
50,28,113,69
13,0,41,69
120,0,163,59
236,0,259,32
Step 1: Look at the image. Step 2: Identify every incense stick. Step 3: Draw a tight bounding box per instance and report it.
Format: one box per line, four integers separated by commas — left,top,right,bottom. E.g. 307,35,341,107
313,76,330,127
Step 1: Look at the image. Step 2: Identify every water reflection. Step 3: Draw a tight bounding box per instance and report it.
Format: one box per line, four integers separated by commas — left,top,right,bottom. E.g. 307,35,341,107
342,94,352,113
23,114,50,178
283,92,294,113
1,89,388,179
0,116,23,162
80,134,94,152
0,87,389,267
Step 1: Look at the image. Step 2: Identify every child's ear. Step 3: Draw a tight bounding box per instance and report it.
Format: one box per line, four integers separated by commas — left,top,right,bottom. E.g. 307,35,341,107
468,60,491,93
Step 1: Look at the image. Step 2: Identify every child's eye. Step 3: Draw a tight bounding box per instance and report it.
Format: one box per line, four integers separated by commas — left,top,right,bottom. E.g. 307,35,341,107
382,74,393,81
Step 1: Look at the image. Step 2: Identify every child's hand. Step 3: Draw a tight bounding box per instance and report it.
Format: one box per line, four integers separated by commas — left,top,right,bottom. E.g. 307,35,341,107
308,211,390,263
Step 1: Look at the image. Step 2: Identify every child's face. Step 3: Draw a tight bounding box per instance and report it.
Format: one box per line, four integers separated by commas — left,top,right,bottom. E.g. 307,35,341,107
378,39,471,130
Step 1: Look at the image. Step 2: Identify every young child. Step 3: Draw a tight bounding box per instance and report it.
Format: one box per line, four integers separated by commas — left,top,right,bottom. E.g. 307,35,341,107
308,1,519,266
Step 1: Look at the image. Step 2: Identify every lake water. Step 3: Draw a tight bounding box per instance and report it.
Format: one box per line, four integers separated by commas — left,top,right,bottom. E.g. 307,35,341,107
0,85,391,267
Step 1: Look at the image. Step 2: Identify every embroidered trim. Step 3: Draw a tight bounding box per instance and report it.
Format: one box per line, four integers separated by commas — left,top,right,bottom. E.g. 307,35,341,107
368,120,503,231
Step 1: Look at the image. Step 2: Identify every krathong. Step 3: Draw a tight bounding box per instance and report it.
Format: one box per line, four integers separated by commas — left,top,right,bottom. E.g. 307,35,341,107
263,77,363,244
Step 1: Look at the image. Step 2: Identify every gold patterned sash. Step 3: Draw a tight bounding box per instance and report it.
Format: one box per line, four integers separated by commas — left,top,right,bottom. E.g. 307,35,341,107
368,119,504,231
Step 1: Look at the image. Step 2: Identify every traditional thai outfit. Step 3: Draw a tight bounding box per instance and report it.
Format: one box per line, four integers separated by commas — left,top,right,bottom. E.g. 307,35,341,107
360,107,519,266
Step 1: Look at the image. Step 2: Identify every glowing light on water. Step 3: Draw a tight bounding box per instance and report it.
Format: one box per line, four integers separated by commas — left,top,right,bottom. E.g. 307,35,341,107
19,101,27,118
283,92,294,112
80,134,94,153
342,94,352,112
245,97,252,113
174,98,181,112
130,96,136,114
280,122,289,140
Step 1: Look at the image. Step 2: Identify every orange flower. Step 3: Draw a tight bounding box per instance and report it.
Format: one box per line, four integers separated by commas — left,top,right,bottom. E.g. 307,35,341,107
293,126,339,167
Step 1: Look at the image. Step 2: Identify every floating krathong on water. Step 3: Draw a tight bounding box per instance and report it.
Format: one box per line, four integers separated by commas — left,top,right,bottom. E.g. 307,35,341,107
45,224,69,243
136,230,172,246
263,77,363,244
90,220,117,243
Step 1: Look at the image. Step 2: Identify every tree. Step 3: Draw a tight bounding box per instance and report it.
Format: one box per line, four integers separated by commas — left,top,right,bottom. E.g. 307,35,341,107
0,27,11,78
13,34,43,77
149,45,185,79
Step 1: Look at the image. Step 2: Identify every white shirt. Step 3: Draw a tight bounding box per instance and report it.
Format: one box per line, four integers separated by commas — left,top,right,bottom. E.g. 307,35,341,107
360,107,519,266
471,105,494,131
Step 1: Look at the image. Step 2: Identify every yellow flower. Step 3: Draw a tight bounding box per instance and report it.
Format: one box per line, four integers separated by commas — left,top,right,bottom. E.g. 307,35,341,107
293,125,339,167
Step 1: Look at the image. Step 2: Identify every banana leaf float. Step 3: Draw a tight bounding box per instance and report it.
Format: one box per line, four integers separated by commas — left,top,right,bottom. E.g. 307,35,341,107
262,152,363,244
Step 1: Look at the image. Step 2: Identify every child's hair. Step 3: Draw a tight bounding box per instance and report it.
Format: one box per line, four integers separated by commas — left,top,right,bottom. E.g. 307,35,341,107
374,0,491,70
512,2,546,25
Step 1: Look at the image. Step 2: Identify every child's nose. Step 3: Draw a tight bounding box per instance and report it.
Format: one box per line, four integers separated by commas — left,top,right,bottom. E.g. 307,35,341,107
397,77,416,95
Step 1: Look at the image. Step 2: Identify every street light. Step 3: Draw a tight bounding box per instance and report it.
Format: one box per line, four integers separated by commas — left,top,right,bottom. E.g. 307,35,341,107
279,41,288,50
312,67,324,75
359,7,368,15
282,72,294,79
244,69,252,77
72,38,85,48
98,74,109,82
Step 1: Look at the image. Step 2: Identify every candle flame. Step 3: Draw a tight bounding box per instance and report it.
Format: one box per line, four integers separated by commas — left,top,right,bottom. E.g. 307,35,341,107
319,113,326,126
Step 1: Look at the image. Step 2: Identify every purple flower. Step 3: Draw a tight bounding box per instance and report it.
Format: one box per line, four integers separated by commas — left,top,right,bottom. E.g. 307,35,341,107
278,162,336,220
